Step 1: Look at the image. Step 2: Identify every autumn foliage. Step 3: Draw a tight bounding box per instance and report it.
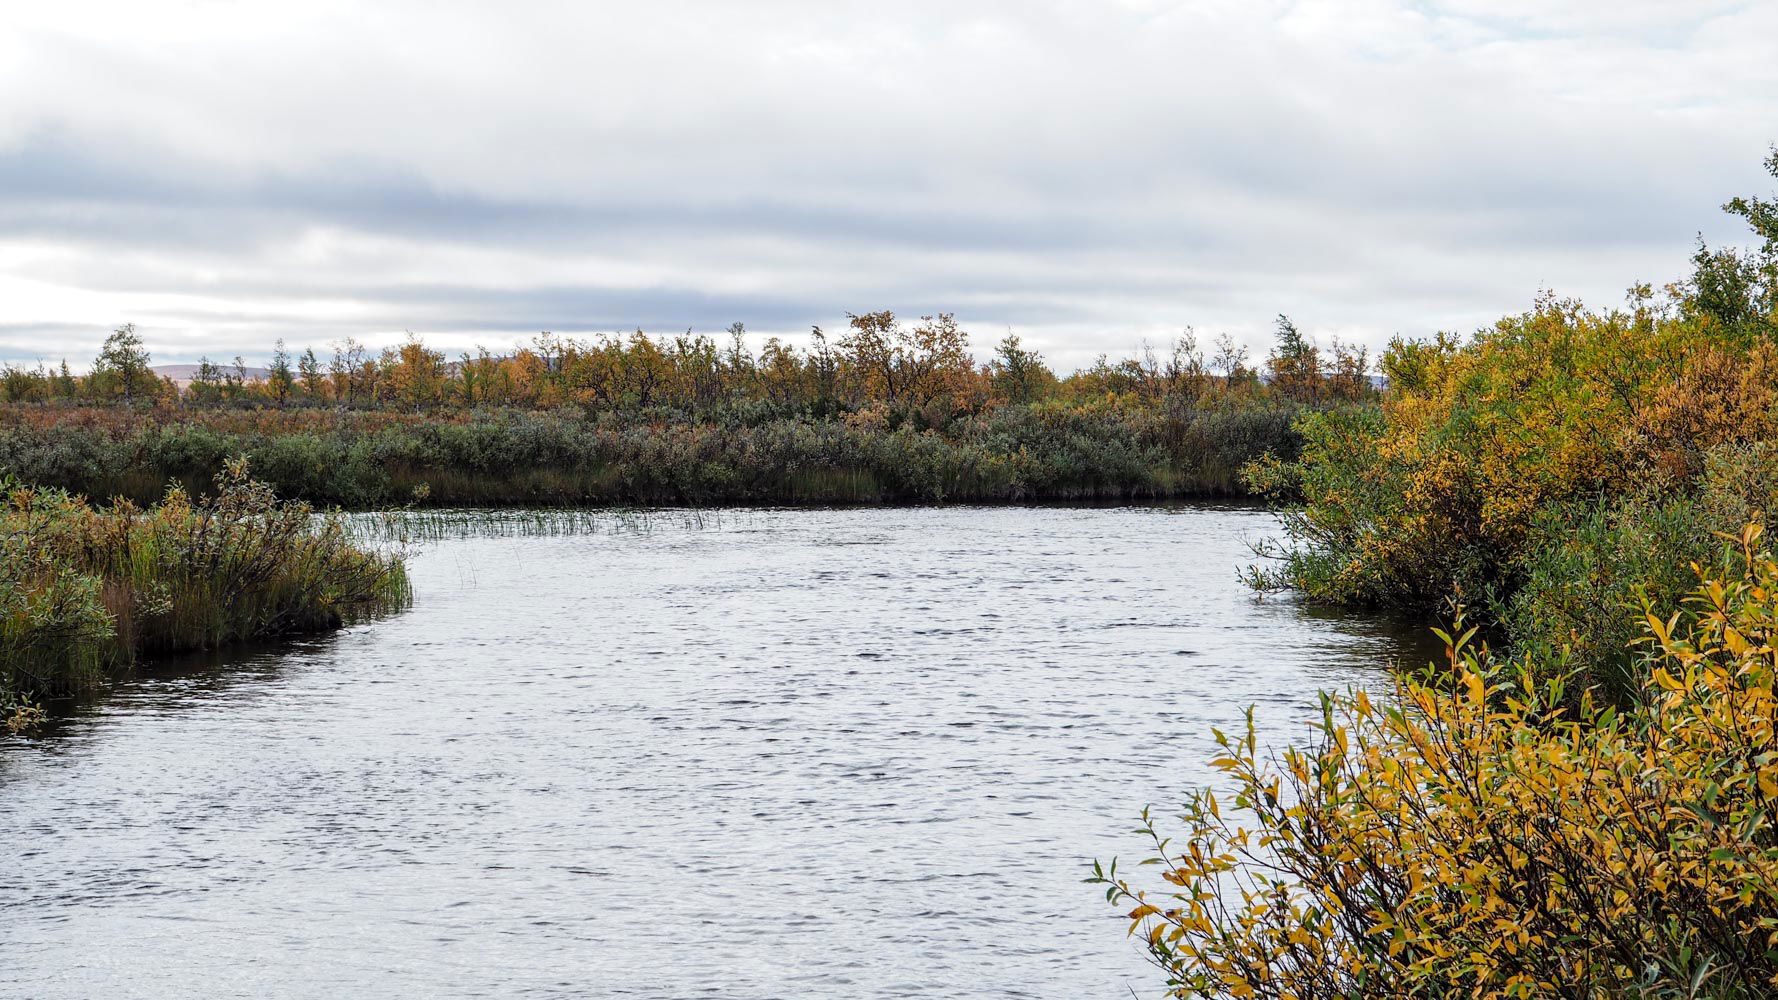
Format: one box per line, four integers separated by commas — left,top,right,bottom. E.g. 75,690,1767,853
0,460,408,701
0,313,1381,507
1248,148,1778,691
1096,525,1778,998
1108,145,1778,998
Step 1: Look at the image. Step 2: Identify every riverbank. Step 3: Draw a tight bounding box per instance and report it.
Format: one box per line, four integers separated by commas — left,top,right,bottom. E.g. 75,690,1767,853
0,460,409,707
1247,148,1778,697
1100,528,1778,995
1097,148,1778,998
0,503,1404,999
0,401,1313,507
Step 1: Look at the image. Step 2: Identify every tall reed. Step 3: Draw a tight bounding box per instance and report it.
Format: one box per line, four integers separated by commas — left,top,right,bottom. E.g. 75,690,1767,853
1,458,409,699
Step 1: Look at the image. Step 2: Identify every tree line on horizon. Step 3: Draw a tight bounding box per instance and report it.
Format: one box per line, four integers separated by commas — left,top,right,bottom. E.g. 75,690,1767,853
0,310,1375,416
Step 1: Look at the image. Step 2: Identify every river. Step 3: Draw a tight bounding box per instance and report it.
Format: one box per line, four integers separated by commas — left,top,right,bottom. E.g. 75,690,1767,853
1,505,1426,998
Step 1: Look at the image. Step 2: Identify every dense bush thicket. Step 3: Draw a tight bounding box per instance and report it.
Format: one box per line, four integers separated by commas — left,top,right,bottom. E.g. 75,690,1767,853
0,306,1375,507
2,309,1371,418
1248,147,1778,696
0,398,1308,507
1096,527,1778,998
1,460,408,702
1097,146,1778,1000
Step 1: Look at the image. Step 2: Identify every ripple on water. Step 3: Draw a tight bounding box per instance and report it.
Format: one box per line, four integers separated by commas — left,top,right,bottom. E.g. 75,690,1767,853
0,505,1431,999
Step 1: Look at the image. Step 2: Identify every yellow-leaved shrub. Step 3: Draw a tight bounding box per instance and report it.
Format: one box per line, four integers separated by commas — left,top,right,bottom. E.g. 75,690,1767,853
1096,525,1778,999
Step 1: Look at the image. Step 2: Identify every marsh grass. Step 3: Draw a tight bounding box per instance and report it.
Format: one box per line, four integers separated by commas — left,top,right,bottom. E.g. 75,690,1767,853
0,402,1303,509
1,458,409,700
353,505,732,543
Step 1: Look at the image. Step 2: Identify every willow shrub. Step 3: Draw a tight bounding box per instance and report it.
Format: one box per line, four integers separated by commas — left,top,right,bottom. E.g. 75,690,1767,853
1246,298,1697,611
1498,443,1778,703
0,400,1301,506
1095,525,1778,999
1245,296,1778,699
1250,152,1778,645
1,458,409,699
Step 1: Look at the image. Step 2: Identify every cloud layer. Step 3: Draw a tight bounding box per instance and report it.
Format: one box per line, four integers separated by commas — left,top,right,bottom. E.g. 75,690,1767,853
2,0,1774,370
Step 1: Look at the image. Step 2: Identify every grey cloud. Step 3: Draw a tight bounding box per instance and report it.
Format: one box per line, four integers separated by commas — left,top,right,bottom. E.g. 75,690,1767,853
0,1,1773,368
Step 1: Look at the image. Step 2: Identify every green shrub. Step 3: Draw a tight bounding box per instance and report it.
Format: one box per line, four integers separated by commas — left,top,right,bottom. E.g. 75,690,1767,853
1096,527,1778,998
0,460,409,700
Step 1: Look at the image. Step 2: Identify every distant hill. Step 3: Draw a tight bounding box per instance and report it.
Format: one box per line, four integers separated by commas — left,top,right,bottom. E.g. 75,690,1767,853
152,363,271,388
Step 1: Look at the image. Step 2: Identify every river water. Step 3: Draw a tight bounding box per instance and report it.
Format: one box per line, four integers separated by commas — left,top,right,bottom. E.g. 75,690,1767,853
1,506,1426,999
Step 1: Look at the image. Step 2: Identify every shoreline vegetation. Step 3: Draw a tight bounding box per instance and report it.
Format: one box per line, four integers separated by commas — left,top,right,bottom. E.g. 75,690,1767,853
0,312,1365,713
0,312,1373,508
0,402,1300,508
1096,149,1778,995
1,459,409,715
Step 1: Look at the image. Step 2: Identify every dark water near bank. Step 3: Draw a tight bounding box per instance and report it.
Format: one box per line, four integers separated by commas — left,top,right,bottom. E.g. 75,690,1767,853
1,506,1428,999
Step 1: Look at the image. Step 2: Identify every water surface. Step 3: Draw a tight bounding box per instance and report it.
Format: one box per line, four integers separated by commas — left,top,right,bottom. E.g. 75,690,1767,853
2,506,1425,998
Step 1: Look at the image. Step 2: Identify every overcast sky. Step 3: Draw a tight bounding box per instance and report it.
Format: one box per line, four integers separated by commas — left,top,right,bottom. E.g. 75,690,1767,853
2,1,1774,372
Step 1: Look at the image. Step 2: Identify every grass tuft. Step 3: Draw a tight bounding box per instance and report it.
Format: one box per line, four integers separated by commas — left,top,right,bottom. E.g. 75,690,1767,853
1,457,409,700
